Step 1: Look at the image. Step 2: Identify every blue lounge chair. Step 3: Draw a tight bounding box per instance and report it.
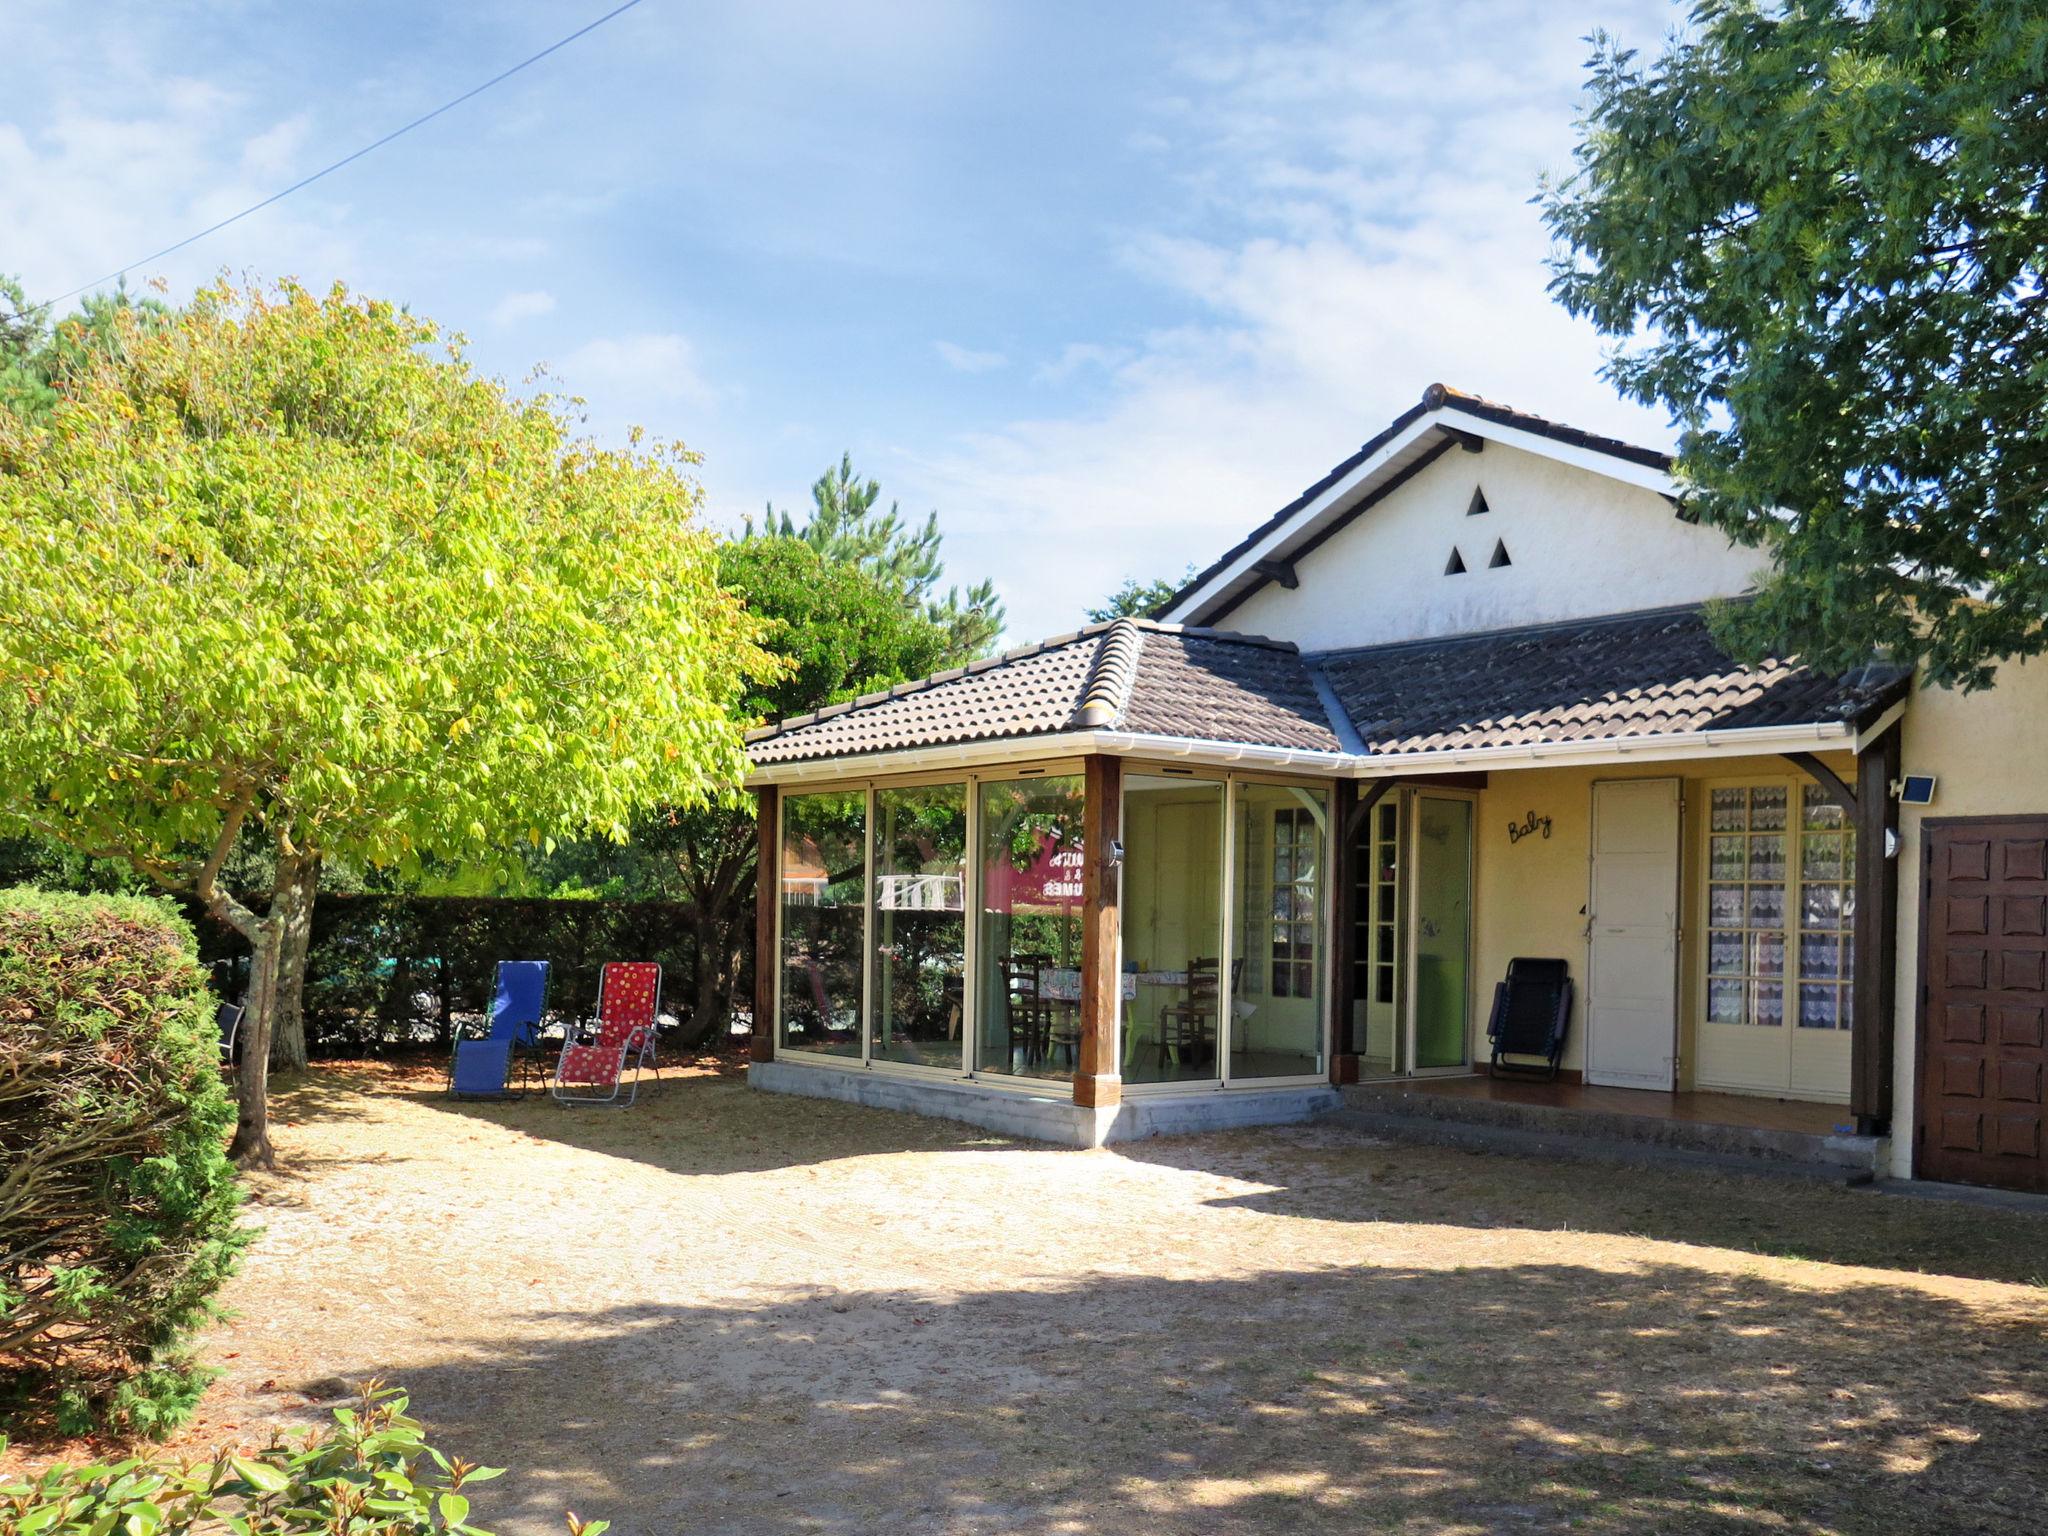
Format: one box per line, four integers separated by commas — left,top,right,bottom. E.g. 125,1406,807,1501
449,960,551,1099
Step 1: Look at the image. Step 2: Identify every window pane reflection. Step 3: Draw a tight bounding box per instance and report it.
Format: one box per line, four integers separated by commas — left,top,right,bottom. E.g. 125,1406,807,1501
870,783,967,1070
778,790,865,1058
977,775,1085,1080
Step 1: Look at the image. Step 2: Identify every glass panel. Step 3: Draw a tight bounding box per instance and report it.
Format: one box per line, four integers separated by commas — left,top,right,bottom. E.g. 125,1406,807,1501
1798,983,1839,1029
1749,786,1788,830
1710,788,1746,832
1800,933,1841,980
1748,884,1784,928
976,775,1086,1081
1747,834,1785,881
1802,833,1844,880
1708,978,1746,1024
1709,884,1745,926
1233,784,1328,1080
1801,883,1841,926
1708,931,1744,976
869,783,967,1071
1754,981,1784,1027
1709,836,1745,878
1121,774,1225,1085
1413,797,1472,1069
1751,930,1785,977
778,790,866,1059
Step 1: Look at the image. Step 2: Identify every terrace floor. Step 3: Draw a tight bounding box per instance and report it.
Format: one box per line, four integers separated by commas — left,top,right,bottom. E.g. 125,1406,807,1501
62,1061,2048,1534
1367,1072,1850,1135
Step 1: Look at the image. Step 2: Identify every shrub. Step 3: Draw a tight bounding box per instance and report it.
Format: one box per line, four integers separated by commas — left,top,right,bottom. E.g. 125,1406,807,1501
0,887,248,1438
0,1381,606,1535
190,895,706,1057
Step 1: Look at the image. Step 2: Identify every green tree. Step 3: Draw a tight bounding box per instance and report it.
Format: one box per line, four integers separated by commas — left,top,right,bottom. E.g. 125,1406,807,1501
1087,566,1195,623
536,536,959,1041
0,275,173,423
1542,0,2048,690
757,452,1005,660
0,280,769,1164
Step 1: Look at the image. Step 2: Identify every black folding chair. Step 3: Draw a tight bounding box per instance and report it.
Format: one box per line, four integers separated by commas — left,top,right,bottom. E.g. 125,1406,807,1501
1484,958,1573,1079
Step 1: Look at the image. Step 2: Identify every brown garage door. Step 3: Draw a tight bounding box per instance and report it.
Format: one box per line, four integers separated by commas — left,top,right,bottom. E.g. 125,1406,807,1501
1918,819,2048,1191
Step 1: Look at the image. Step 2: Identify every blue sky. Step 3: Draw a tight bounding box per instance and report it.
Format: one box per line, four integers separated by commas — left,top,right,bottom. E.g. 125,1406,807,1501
3,0,1682,641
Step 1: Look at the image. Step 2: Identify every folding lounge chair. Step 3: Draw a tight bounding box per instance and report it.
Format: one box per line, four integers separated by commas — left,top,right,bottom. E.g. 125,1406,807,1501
552,961,661,1107
449,960,551,1100
216,1001,244,1066
1485,957,1573,1079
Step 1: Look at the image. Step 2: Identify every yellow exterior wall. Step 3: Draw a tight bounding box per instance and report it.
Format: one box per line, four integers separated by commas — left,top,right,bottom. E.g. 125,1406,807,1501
1463,752,1858,1090
1893,656,2048,1177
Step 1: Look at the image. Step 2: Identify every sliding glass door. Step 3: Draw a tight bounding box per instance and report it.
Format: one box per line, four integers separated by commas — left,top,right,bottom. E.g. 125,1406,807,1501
1411,794,1474,1072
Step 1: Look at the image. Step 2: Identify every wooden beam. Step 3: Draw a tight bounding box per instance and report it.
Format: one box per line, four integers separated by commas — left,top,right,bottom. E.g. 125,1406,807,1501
1784,751,1858,818
1443,427,1485,453
1850,725,1901,1132
1345,776,1398,842
751,785,779,1064
1329,780,1359,1085
1252,557,1299,590
1074,754,1123,1110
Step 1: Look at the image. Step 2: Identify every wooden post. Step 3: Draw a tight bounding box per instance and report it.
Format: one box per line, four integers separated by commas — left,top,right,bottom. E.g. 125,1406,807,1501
1329,780,1360,1085
1075,754,1123,1109
751,784,779,1064
1850,726,1901,1133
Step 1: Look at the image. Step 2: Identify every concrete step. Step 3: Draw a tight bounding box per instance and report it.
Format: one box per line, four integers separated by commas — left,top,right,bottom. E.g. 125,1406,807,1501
1328,1082,1885,1184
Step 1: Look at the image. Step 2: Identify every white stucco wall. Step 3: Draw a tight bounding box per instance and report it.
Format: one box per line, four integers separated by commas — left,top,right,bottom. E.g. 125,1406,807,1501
1223,441,1769,652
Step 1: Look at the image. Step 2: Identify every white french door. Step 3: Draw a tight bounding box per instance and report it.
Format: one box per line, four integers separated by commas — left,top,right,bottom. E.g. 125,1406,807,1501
1586,778,1680,1090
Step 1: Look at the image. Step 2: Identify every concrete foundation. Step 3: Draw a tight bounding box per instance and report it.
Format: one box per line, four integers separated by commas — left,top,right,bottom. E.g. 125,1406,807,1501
749,1059,1340,1148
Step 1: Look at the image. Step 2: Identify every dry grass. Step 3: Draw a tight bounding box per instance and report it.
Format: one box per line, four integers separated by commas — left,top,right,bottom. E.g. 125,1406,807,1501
16,1060,2048,1534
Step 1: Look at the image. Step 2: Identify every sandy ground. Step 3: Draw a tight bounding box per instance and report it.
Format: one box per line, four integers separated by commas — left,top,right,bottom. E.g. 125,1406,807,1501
31,1061,2048,1534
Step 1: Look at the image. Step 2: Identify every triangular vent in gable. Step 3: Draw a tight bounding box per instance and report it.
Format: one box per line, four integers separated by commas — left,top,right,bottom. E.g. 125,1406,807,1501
1465,487,1490,516
1488,539,1512,569
1444,548,1467,576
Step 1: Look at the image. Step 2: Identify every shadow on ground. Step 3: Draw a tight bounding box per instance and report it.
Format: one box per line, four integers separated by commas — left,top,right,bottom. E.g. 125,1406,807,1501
1114,1129,2048,1287
333,1262,2048,1536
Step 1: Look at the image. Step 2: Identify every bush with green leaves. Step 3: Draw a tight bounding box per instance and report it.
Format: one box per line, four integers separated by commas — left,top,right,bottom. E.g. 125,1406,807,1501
0,1382,605,1535
0,888,248,1438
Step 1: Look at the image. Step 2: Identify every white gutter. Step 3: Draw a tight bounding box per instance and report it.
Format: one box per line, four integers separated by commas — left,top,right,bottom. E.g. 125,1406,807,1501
747,718,1859,787
1347,720,1857,777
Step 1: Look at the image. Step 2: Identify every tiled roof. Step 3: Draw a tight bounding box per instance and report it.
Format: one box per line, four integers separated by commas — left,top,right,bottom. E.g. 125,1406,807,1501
746,606,1908,773
1120,629,1342,753
746,619,1343,766
746,627,1104,765
1312,607,1909,756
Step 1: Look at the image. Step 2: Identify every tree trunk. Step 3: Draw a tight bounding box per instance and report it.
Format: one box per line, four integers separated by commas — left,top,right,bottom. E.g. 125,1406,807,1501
228,849,310,1168
269,855,319,1073
678,907,728,1050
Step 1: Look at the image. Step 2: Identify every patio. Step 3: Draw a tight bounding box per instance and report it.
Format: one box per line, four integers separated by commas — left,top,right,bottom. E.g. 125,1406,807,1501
136,1062,2048,1535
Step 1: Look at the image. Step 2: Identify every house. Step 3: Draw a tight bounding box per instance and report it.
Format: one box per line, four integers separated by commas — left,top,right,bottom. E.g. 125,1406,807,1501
741,383,2048,1194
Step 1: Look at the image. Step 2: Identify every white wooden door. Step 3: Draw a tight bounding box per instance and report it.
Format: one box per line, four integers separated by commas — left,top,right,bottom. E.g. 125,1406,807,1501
1586,778,1680,1089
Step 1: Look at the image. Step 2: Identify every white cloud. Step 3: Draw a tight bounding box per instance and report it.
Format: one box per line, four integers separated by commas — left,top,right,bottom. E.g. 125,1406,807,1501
898,0,1679,640
934,339,1008,374
489,288,556,327
557,332,720,421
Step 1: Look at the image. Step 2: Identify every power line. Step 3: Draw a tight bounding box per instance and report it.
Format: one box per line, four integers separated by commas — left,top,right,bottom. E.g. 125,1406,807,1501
24,0,647,313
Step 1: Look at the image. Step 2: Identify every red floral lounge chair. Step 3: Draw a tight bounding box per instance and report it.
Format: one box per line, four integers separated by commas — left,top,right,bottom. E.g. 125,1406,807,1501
551,961,662,1107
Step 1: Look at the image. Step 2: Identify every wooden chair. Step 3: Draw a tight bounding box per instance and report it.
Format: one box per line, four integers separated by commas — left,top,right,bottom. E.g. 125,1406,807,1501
1158,958,1220,1070
1001,953,1053,1070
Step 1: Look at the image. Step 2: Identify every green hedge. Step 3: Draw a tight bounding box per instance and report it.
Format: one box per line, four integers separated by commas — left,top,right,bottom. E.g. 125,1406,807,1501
194,895,702,1056
0,1381,605,1535
0,888,248,1439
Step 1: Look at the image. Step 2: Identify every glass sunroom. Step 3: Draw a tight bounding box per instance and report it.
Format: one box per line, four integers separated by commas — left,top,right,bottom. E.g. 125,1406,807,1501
768,761,1335,1100
746,621,1355,1144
